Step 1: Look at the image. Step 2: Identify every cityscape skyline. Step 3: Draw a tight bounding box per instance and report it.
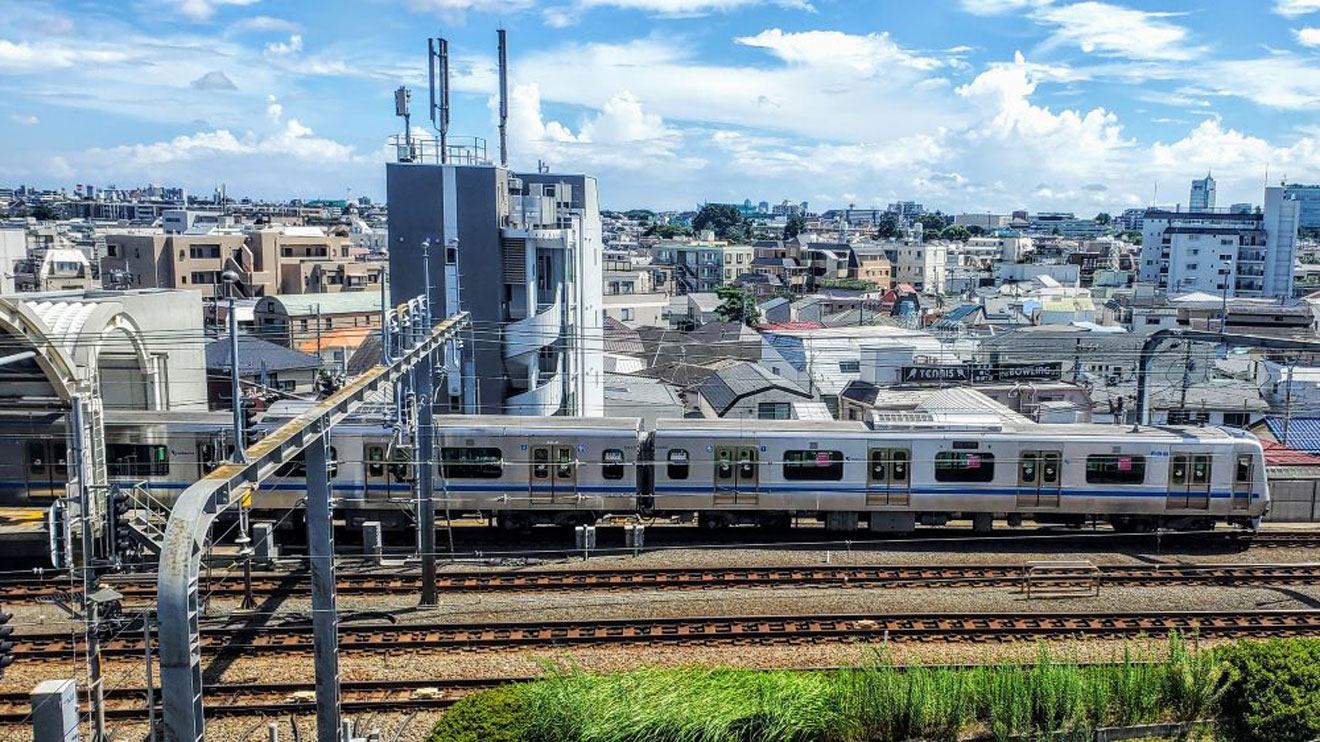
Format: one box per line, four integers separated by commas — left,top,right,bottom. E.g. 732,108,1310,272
5,1,1320,212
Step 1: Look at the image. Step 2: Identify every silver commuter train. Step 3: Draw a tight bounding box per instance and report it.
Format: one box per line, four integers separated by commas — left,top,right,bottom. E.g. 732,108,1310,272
0,409,1268,533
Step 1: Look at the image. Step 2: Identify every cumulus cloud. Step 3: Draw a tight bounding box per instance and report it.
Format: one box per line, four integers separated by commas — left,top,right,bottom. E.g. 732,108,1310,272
735,28,942,73
9,114,39,126
1035,2,1198,60
265,94,282,123
226,15,300,34
959,0,1051,14
190,70,237,90
264,34,302,56
0,39,134,71
1277,0,1320,17
1296,27,1320,46
176,0,260,22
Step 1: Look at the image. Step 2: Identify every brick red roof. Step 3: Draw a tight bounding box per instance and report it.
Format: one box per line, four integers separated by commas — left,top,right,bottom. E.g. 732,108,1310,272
759,321,825,331
1261,439,1320,466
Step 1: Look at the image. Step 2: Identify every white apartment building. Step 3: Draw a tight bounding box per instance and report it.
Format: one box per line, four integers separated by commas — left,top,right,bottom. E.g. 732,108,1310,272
891,240,947,294
1139,186,1300,299
603,253,668,327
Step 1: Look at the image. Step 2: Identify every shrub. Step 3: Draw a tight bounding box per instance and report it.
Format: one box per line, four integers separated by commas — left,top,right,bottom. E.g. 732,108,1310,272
1217,638,1320,742
428,686,530,742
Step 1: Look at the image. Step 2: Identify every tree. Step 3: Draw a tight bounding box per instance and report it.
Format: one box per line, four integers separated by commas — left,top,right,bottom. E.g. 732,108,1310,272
1120,231,1142,245
917,213,949,234
940,225,972,242
644,223,689,239
1094,212,1112,226
874,213,900,239
715,284,759,327
30,204,57,221
967,225,986,237
625,209,655,222
692,203,749,242
783,214,806,240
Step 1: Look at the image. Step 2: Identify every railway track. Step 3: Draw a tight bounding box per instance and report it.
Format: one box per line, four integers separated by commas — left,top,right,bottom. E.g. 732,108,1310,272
0,676,496,724
14,609,1320,659
5,561,1320,603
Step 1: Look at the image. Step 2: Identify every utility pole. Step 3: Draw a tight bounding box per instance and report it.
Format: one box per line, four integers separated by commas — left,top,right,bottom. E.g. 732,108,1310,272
1284,358,1296,447
72,398,107,742
315,303,323,361
1178,341,1193,417
419,241,438,606
224,273,246,463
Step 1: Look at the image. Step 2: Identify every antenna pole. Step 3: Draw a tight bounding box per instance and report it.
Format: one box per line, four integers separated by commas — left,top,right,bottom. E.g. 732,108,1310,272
498,29,509,168
427,38,437,131
439,38,450,164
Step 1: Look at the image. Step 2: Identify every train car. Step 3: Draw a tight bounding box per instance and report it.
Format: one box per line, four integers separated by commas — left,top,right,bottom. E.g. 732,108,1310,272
433,415,644,528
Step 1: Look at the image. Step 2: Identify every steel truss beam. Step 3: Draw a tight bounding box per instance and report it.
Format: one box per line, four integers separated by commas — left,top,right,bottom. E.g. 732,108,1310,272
157,311,469,742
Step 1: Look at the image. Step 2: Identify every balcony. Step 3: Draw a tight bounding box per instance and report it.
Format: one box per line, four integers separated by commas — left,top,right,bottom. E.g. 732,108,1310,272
505,365,563,416
504,286,562,377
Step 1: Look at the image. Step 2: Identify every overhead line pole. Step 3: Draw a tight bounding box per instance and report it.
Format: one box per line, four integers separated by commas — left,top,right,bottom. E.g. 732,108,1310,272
157,310,469,742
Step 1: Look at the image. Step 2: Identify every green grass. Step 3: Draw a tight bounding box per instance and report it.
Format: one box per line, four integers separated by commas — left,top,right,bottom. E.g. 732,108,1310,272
430,636,1312,742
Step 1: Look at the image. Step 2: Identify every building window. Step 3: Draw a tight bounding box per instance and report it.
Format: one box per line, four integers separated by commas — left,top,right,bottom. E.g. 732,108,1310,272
783,450,844,481
839,360,860,373
440,447,504,478
1186,263,1198,270
758,402,791,420
934,451,995,483
107,444,170,478
621,308,634,321
1084,454,1146,484
1222,412,1251,428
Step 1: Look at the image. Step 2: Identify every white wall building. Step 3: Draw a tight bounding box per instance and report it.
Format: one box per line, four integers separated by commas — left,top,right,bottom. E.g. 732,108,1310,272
891,240,947,294
1139,186,1299,299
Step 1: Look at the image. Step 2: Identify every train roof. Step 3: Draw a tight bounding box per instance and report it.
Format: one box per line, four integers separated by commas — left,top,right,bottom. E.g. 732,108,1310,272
655,418,870,433
434,415,643,432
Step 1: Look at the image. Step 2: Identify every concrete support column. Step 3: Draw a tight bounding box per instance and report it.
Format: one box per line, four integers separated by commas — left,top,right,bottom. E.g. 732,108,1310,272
304,425,341,742
418,356,437,606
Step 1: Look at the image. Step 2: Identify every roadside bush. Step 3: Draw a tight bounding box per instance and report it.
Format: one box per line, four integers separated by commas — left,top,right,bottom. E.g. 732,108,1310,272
1217,638,1320,742
427,685,529,742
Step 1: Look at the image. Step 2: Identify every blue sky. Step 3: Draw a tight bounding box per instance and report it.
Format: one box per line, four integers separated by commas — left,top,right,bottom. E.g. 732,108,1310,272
4,0,1320,214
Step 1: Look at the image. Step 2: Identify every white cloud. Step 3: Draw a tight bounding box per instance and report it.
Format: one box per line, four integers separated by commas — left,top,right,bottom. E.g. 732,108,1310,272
959,0,1051,15
0,39,134,71
576,0,814,13
81,119,362,168
9,114,39,126
226,15,301,34
176,0,260,22
1296,27,1320,46
401,0,536,17
1277,0,1320,17
735,28,942,73
1035,2,1197,61
265,94,282,123
264,34,302,56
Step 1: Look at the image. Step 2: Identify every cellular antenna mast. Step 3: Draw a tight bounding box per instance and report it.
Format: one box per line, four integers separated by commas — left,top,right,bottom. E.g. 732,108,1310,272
498,28,509,168
428,36,450,163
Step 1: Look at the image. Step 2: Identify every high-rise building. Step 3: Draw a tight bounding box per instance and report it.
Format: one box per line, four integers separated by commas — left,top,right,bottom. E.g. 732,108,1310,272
1282,183,1320,228
1138,186,1299,299
387,161,605,417
1189,172,1216,211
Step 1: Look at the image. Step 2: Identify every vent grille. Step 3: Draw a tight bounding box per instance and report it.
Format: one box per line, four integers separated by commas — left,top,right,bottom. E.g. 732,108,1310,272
502,238,527,284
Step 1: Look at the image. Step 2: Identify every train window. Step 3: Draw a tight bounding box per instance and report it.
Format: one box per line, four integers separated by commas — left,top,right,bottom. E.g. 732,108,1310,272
107,444,170,478
783,450,844,481
274,447,339,479
667,450,689,480
1169,454,1188,485
556,448,575,479
716,448,733,480
868,450,885,481
51,443,67,476
1020,452,1038,484
935,451,995,483
1191,455,1211,485
1086,454,1146,485
602,449,625,480
27,441,45,474
366,446,385,478
1042,452,1060,484
532,448,550,479
1235,455,1254,483
891,450,908,483
441,447,504,479
737,449,757,479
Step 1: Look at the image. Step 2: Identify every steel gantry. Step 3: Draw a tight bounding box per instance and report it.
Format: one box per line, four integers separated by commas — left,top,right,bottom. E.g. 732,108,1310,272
156,308,469,742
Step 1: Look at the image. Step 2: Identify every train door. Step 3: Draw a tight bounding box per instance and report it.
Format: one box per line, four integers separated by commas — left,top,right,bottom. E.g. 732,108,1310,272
530,445,578,504
1016,450,1061,508
866,448,910,506
196,440,217,478
25,440,67,499
714,446,758,506
1167,452,1211,510
364,443,390,500
1231,454,1254,511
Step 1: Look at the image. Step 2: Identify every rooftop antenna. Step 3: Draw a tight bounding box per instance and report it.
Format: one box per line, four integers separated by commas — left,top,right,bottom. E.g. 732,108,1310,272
428,37,450,163
498,28,509,168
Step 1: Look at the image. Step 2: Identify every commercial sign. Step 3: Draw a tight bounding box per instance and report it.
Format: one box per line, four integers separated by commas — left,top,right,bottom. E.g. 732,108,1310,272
900,362,1062,384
